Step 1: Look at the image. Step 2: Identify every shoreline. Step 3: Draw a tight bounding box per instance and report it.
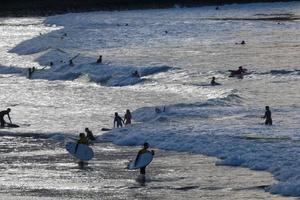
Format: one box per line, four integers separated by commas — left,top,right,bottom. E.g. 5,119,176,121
0,0,296,17
0,133,295,199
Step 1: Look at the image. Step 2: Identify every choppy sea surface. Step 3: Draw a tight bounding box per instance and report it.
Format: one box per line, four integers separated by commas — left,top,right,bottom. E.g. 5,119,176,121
0,1,300,198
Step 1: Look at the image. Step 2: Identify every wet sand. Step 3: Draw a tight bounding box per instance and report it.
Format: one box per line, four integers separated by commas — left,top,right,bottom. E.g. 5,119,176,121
0,135,296,200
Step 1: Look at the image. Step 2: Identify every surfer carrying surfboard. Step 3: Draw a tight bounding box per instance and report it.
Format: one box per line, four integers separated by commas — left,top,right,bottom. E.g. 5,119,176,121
136,142,155,175
75,133,88,153
0,108,12,127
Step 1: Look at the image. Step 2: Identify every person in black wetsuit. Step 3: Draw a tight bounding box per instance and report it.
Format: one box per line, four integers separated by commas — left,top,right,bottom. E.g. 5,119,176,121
85,128,96,141
124,109,132,125
262,106,272,125
210,77,220,86
114,112,124,128
0,108,11,127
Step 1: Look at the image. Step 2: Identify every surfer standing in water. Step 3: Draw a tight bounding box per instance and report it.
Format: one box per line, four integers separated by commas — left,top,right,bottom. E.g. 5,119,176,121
136,142,155,177
114,112,124,128
124,109,132,125
0,108,12,127
85,128,96,141
262,106,272,125
75,132,88,153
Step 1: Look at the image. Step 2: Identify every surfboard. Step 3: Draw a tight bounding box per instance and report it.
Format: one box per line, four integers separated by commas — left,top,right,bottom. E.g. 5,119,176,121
65,142,94,161
127,151,153,170
243,134,290,140
5,123,19,128
101,128,111,131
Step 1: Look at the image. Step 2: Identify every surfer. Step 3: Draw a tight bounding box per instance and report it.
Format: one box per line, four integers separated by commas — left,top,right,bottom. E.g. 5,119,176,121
27,67,35,79
132,70,140,78
229,66,247,76
85,128,96,141
124,109,132,125
262,106,272,125
136,142,155,176
210,77,220,86
235,40,246,45
75,133,88,153
114,112,124,128
69,59,74,66
96,55,102,63
0,108,12,127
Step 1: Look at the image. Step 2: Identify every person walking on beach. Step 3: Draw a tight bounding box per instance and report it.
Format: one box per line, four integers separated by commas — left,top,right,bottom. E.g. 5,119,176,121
124,109,132,125
136,142,155,177
262,106,272,125
0,108,12,127
85,128,96,141
114,112,124,128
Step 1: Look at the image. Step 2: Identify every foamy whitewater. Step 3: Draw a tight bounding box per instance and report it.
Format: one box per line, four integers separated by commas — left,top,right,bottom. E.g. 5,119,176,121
0,1,300,197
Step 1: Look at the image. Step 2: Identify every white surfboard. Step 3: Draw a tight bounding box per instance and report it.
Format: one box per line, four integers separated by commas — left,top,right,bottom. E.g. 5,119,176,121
127,151,153,170
66,142,94,161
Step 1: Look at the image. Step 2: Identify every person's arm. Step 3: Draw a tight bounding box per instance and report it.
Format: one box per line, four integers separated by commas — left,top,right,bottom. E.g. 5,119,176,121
7,114,12,124
113,118,116,128
262,112,266,119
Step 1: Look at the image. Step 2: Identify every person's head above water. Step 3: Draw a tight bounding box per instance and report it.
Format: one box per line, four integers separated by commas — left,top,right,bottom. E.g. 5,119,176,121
212,77,215,80
239,66,243,69
7,108,11,112
115,112,118,116
85,127,89,132
266,106,270,110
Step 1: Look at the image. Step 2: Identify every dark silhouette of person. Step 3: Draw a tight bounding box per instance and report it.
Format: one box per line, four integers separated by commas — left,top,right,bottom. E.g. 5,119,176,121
96,55,102,63
262,106,272,125
28,67,35,79
210,76,221,86
135,142,154,177
241,40,246,45
69,60,74,66
0,108,12,127
124,109,132,125
85,128,96,141
114,112,124,128
230,66,247,76
75,132,88,153
132,70,140,78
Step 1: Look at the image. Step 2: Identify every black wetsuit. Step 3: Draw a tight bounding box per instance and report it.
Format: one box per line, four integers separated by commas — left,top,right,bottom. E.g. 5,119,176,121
114,115,123,128
263,110,272,125
124,113,132,125
86,130,96,141
0,110,9,127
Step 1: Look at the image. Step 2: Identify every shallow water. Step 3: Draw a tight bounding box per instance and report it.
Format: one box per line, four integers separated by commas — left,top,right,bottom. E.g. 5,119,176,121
0,136,295,200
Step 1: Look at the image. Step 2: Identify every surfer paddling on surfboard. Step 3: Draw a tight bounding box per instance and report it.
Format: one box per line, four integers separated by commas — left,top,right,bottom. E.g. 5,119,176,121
0,108,12,128
136,143,154,177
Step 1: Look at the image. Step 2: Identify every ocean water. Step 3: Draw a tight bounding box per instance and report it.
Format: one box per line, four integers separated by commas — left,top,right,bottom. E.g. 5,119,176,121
0,1,300,198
